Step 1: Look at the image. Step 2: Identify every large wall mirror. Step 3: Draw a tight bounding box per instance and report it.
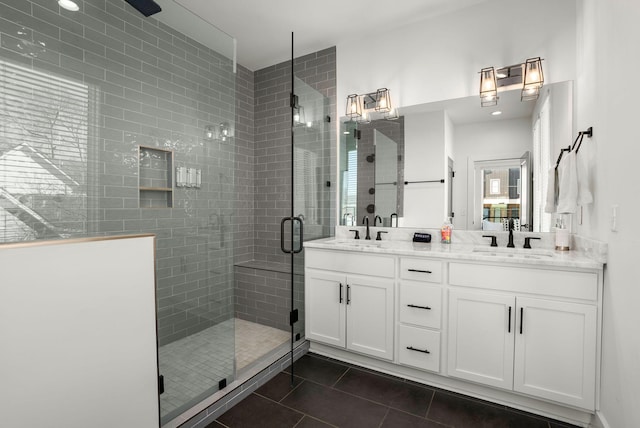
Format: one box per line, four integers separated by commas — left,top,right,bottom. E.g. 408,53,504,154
339,81,573,233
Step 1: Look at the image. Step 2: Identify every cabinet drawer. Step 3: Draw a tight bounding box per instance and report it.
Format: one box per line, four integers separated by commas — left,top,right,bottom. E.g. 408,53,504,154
398,325,440,373
399,282,442,328
449,263,598,301
400,257,443,283
305,249,395,278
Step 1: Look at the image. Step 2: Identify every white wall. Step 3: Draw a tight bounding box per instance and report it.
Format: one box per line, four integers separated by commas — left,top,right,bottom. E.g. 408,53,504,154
337,0,577,109
577,1,640,428
452,118,532,229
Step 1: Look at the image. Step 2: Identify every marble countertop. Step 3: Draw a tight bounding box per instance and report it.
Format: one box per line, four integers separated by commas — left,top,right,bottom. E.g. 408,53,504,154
305,236,605,270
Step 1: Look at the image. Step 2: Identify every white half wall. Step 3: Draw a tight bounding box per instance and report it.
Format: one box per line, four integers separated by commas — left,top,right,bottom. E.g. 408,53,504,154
0,235,159,428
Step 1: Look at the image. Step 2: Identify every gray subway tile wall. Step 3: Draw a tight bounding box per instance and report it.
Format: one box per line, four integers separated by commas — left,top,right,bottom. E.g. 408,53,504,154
234,48,336,332
0,0,236,346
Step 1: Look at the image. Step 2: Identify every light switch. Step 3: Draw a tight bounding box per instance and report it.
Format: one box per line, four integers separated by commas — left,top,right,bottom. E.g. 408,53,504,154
611,204,619,232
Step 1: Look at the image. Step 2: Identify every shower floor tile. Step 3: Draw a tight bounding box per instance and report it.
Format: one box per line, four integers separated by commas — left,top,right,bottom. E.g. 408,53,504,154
159,318,289,419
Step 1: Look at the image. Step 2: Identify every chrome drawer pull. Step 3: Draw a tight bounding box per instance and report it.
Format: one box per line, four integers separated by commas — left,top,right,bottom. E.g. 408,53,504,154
406,346,430,354
408,268,432,274
407,304,431,310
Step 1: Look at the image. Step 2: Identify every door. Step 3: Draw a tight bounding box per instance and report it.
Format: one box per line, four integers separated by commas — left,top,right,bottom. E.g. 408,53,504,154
305,269,346,348
514,297,597,409
448,289,515,389
346,274,394,360
284,34,334,376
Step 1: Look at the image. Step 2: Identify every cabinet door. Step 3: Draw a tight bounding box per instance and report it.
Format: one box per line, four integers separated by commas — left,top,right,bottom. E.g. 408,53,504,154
448,289,515,389
346,275,394,361
305,269,346,348
514,297,597,410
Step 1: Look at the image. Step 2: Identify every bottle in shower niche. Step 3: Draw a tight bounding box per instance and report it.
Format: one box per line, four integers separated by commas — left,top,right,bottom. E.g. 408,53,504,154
441,217,453,244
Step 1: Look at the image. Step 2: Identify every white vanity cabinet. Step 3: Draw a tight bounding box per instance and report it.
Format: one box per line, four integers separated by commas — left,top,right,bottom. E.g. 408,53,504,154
447,262,598,410
305,249,395,361
397,257,443,373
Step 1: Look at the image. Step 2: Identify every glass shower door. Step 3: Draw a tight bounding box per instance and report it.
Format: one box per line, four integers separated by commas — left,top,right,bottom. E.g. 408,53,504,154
290,75,333,347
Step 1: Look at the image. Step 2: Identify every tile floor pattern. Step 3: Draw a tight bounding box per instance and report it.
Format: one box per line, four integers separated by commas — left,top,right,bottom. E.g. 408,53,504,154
211,353,581,428
160,318,289,418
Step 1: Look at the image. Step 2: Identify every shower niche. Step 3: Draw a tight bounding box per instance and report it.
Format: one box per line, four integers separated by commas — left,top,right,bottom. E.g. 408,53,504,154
138,145,174,208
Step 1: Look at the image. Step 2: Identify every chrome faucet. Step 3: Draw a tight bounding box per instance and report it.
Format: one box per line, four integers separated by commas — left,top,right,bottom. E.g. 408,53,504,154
507,218,515,248
362,216,371,240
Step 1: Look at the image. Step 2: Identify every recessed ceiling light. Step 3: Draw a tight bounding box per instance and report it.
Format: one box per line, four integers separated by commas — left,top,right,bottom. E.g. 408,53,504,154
58,0,79,12
491,111,502,116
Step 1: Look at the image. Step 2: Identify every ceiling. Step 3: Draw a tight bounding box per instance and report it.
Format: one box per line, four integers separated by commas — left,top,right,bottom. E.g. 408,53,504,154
155,0,491,71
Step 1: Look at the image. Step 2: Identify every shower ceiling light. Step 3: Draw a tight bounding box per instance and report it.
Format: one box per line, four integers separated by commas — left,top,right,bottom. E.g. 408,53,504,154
58,0,79,11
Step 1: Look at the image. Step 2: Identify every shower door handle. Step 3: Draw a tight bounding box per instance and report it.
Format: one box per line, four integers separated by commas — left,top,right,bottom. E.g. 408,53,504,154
280,216,304,254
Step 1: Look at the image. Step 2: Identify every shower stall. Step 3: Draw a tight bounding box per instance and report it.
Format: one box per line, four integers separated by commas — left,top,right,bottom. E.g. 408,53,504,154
0,1,334,426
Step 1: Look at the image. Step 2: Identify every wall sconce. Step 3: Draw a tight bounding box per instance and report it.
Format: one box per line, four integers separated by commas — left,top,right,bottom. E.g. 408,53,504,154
345,88,394,121
479,67,498,107
521,57,544,101
479,58,544,106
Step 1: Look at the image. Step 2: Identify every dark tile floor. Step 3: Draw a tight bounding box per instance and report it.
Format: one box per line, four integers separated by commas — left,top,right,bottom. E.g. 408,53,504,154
211,353,580,428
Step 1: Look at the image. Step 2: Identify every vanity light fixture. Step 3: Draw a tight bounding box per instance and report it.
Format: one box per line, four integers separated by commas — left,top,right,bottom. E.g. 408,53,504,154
58,0,79,11
521,57,544,101
345,88,394,121
480,67,498,107
479,57,544,106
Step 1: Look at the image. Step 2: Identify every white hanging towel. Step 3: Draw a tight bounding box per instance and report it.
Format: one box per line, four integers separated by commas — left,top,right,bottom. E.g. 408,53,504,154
556,151,578,214
575,150,593,205
544,167,557,213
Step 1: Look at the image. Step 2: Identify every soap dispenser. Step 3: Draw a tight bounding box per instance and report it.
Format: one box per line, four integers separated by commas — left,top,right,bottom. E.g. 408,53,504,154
441,217,453,244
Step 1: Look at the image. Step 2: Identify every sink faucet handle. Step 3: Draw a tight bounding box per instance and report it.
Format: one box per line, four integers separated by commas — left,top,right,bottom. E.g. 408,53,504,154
376,231,388,241
482,235,498,247
523,236,541,249
349,229,360,240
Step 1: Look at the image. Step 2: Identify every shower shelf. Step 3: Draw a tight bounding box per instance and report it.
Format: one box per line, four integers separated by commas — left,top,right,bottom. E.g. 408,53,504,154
139,145,174,208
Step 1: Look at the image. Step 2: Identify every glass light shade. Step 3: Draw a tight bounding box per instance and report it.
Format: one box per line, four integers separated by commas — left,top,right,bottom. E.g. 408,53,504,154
204,125,215,140
522,57,544,101
346,94,362,118
480,67,498,107
375,88,391,113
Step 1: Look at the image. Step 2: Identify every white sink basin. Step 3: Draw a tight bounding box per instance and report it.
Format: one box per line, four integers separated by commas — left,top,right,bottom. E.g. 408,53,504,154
331,239,382,248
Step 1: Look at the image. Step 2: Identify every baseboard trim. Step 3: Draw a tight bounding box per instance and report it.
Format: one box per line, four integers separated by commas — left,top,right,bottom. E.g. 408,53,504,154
592,411,611,428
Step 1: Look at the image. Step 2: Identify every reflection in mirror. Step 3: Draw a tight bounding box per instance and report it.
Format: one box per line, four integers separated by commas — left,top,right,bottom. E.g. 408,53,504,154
340,118,404,227
339,81,572,233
